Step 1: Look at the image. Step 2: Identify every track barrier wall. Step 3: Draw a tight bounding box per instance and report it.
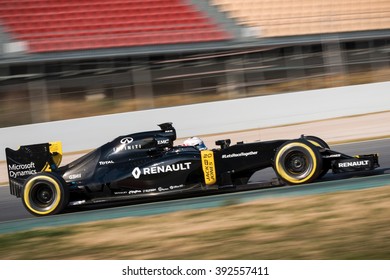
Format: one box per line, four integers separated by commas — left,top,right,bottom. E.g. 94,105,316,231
1,81,390,160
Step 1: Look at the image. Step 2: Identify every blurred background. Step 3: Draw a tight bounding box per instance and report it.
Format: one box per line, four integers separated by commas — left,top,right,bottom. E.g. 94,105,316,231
0,0,389,128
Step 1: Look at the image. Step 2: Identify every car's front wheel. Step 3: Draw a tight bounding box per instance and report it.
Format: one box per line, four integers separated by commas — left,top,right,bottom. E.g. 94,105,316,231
274,140,323,185
22,172,69,216
304,135,330,178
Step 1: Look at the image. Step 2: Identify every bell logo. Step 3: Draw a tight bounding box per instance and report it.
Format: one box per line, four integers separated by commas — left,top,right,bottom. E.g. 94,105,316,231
132,167,141,179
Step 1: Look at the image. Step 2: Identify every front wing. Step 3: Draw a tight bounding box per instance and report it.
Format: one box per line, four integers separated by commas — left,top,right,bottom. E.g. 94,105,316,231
331,154,379,173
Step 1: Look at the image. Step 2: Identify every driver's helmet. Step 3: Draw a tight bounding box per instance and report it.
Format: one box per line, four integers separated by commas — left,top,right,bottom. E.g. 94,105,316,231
183,137,207,150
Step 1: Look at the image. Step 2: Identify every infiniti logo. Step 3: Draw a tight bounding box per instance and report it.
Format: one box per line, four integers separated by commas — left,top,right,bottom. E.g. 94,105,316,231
120,137,134,144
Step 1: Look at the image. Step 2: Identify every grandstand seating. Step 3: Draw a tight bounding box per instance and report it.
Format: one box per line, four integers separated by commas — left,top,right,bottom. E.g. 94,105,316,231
0,0,232,53
211,0,390,37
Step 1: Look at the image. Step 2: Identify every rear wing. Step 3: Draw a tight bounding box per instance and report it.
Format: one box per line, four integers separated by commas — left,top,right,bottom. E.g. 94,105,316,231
5,142,62,197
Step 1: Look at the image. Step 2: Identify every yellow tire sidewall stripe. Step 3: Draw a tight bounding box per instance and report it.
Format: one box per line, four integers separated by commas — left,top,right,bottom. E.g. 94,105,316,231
275,142,317,184
23,175,62,215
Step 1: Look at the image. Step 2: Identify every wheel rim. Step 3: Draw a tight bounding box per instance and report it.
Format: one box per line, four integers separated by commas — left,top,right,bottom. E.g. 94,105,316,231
29,181,57,211
275,141,321,184
283,150,313,179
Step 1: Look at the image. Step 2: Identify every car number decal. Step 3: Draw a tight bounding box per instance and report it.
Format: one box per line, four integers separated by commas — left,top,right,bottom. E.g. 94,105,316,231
201,150,217,185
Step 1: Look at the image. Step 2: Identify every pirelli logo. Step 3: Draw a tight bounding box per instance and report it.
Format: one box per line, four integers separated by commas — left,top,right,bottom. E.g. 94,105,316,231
201,150,217,185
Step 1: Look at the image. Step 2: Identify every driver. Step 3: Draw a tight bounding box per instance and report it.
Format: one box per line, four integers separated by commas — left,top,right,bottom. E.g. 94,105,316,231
183,137,207,151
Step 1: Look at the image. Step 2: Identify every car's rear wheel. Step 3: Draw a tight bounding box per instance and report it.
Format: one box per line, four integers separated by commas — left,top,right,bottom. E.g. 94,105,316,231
274,140,323,185
22,172,69,216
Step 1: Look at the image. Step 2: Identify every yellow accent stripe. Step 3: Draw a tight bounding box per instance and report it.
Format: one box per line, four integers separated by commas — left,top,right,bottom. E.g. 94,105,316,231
308,140,321,147
275,142,317,184
23,175,61,215
44,141,63,172
201,150,217,185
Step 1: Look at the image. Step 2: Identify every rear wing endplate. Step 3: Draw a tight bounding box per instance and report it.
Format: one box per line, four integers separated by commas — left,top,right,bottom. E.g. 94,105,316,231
5,142,62,197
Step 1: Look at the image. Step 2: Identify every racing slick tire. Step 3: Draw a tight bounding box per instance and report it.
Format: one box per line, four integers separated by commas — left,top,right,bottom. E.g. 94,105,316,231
304,135,330,178
22,172,69,216
274,140,323,185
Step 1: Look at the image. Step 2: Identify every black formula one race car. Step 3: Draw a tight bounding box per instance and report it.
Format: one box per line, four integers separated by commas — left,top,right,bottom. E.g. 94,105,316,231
6,123,379,216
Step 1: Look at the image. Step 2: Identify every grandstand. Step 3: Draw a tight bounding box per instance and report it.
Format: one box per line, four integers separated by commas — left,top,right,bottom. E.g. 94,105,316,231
0,0,389,127
212,0,390,37
0,0,232,53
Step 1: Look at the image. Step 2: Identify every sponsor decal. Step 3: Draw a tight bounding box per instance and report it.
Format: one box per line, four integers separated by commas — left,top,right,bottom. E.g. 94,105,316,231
128,190,142,195
113,144,142,152
169,184,184,190
338,160,370,168
201,150,216,185
132,162,192,179
114,191,128,195
222,151,258,159
69,200,86,206
157,139,170,145
69,174,82,180
99,160,114,165
323,154,341,158
114,190,142,195
8,162,37,178
158,187,169,192
114,137,142,152
120,137,134,144
143,188,157,193
132,167,142,179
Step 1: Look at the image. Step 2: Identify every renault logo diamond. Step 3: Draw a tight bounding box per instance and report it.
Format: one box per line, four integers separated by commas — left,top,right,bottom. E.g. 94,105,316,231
132,167,141,179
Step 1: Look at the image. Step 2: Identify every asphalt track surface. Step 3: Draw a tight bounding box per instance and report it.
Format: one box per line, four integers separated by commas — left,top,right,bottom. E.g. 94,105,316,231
0,139,389,234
